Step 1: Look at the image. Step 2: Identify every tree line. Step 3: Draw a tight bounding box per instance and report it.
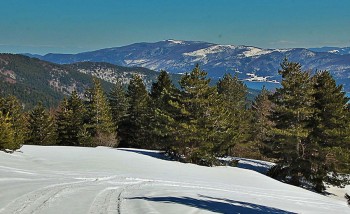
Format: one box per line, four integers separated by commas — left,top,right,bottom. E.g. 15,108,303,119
0,60,349,193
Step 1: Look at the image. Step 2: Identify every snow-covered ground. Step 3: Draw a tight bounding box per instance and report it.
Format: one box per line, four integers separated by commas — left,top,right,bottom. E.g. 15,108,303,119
0,145,349,214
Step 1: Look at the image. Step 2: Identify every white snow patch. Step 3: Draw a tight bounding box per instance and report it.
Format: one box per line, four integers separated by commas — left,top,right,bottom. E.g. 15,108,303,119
242,47,273,57
183,45,236,58
0,145,349,214
245,73,280,83
166,39,185,44
329,50,340,54
124,59,148,65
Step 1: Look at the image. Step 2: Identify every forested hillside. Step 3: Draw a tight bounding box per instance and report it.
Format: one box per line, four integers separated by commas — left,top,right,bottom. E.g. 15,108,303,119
0,54,180,109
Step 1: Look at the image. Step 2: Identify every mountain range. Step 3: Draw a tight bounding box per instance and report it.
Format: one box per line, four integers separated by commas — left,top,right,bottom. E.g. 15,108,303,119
24,39,350,92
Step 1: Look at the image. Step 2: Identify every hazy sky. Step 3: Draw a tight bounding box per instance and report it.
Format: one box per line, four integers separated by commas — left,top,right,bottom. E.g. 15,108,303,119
1,0,349,54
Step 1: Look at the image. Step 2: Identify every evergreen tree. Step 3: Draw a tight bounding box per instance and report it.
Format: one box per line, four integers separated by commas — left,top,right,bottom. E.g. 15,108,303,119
26,102,56,145
56,98,72,146
108,81,128,128
0,111,15,151
150,70,179,149
0,96,26,150
150,70,174,100
167,64,219,165
119,75,152,148
267,59,316,187
251,86,274,157
87,77,117,147
56,92,90,146
309,71,350,186
216,74,251,157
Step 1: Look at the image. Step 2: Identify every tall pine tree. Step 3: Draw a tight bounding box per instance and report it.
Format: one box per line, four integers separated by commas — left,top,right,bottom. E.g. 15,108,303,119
0,111,15,151
251,86,274,158
150,70,179,149
119,75,152,148
310,71,350,184
56,91,90,146
0,96,26,150
86,77,117,147
216,74,251,157
167,64,218,165
268,59,316,187
109,81,128,129
26,102,57,146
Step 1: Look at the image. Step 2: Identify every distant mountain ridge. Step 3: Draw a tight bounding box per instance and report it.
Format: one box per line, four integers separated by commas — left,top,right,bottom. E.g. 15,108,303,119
308,47,350,55
0,54,180,109
24,40,350,92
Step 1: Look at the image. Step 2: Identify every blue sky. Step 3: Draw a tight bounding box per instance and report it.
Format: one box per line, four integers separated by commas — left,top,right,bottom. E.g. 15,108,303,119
1,0,349,54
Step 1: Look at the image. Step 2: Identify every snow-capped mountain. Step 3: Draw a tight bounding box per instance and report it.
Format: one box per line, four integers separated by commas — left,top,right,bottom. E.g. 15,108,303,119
25,40,350,91
309,47,350,55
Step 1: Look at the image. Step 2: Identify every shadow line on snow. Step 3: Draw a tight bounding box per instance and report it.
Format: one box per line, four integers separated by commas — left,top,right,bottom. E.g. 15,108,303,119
117,148,172,161
126,194,296,214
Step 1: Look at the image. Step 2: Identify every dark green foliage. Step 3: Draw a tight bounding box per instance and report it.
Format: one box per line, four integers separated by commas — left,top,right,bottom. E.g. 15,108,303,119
267,59,317,188
26,102,57,145
310,71,350,173
119,75,152,148
86,78,117,147
150,70,174,100
56,91,90,146
109,81,128,128
149,70,179,149
0,111,15,151
216,74,251,157
0,96,27,150
309,71,350,186
267,59,350,192
161,65,219,165
250,87,274,158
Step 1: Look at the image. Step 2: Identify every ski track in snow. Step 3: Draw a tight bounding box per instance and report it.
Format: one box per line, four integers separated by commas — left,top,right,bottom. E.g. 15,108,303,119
0,180,89,214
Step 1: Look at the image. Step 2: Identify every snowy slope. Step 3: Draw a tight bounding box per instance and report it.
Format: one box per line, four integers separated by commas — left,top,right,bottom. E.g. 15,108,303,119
0,145,349,214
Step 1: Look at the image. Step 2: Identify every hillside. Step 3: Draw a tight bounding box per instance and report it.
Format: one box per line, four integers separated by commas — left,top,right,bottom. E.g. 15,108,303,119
0,145,349,213
0,54,259,109
25,40,350,92
0,54,114,109
0,54,179,109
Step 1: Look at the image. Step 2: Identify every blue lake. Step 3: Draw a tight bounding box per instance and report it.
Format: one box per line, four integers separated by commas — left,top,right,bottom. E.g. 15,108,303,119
243,81,280,91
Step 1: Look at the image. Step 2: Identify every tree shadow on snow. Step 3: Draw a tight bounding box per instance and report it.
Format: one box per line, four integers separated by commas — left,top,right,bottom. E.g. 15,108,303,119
236,159,272,174
127,194,296,214
117,148,171,161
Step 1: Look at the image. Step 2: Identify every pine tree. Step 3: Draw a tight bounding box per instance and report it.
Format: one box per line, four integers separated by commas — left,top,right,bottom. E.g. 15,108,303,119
167,64,218,165
251,87,274,157
150,70,174,100
56,98,72,146
309,71,350,188
0,111,15,151
108,81,128,128
87,77,117,147
0,96,26,150
119,75,152,148
56,92,89,146
268,59,318,188
150,70,179,149
26,102,57,145
216,74,251,157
